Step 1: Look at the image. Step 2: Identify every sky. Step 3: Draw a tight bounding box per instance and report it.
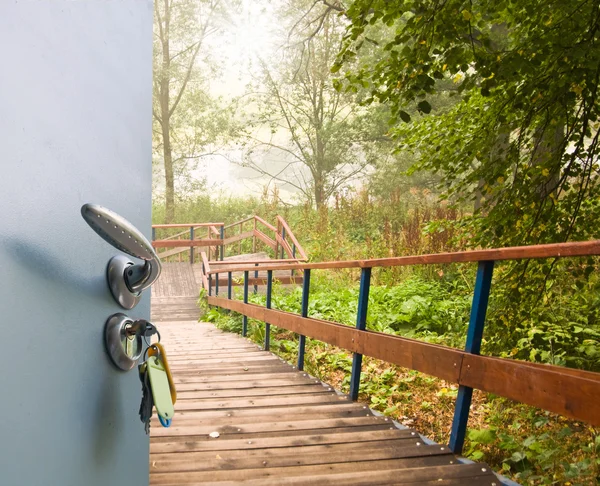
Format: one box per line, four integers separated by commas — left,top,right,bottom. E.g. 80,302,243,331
193,0,304,202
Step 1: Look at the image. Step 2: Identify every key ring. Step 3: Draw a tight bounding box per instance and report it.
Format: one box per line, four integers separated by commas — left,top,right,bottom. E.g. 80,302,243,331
143,329,161,349
143,343,160,362
158,416,171,427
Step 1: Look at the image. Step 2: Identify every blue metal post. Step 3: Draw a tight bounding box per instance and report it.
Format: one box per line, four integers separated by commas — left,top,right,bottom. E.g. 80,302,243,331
152,227,156,242
265,270,273,351
254,263,258,294
281,228,286,259
228,272,232,300
220,226,225,261
449,260,495,455
349,268,372,401
242,270,249,337
297,269,311,370
190,226,194,264
208,274,212,296
215,272,219,296
291,244,296,277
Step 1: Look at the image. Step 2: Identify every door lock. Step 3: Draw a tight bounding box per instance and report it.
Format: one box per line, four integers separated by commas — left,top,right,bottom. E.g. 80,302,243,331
81,203,161,309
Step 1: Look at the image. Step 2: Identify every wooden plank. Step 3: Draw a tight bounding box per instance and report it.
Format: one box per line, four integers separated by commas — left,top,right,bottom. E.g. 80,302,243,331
208,297,463,382
170,393,351,411
253,229,276,251
151,428,415,453
150,468,494,486
149,444,451,473
153,239,223,248
152,223,224,228
277,215,308,260
223,230,253,246
460,353,600,426
206,239,600,274
209,225,221,236
149,456,461,484
176,384,333,400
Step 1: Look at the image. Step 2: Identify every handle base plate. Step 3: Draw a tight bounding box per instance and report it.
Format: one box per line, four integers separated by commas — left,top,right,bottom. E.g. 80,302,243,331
107,255,142,309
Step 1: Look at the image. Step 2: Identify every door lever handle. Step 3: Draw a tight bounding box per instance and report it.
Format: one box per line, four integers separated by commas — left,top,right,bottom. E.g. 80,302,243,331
81,203,161,309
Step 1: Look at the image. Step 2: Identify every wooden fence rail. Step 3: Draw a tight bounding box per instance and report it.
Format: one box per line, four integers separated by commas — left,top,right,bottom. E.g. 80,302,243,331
205,239,600,456
152,215,307,265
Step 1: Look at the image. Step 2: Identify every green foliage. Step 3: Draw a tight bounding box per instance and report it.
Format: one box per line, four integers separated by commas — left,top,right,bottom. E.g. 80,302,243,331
336,0,600,244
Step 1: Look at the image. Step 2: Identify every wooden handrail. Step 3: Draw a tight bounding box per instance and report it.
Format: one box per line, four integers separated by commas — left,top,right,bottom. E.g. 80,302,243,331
153,239,223,248
209,225,221,237
223,216,254,230
206,240,600,275
254,215,277,233
200,252,210,289
254,229,277,251
275,232,295,259
208,295,600,426
152,223,224,229
210,258,301,266
277,215,307,260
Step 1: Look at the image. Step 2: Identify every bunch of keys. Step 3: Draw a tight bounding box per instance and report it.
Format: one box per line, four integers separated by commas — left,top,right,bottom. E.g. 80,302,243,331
132,321,177,434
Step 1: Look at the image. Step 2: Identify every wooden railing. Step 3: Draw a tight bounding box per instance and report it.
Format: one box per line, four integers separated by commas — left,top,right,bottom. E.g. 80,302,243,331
152,215,307,265
204,240,600,456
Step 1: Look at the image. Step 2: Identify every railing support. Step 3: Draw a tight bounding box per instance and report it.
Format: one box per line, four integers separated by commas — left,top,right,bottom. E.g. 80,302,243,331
291,244,296,277
208,274,212,296
265,270,273,351
242,270,249,337
297,269,311,370
215,272,219,296
254,263,258,294
152,227,156,242
449,260,495,455
189,226,194,264
281,227,286,259
350,268,372,401
220,226,224,261
228,272,232,300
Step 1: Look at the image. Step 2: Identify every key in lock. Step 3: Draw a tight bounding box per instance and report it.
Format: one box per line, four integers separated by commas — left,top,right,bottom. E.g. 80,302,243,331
105,313,144,371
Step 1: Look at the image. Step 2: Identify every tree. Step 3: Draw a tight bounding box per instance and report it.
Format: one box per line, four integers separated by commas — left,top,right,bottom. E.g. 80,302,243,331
241,1,384,208
335,0,600,248
153,0,232,222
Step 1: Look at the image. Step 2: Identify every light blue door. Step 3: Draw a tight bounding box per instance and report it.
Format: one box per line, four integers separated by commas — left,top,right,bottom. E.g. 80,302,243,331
0,2,153,485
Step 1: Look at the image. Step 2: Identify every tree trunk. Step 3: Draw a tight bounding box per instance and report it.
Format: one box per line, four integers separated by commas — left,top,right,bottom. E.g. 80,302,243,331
159,4,174,223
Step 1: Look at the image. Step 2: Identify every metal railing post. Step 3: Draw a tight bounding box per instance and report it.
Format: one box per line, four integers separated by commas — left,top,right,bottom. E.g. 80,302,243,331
281,227,286,259
291,244,296,277
297,269,311,370
243,270,249,337
215,272,219,296
228,272,232,300
190,226,194,264
449,260,495,455
220,225,225,261
152,227,156,242
208,274,212,296
254,263,258,294
349,268,372,401
265,270,273,351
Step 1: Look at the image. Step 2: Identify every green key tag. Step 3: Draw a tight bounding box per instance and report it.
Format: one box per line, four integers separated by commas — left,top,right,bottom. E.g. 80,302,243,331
146,356,175,423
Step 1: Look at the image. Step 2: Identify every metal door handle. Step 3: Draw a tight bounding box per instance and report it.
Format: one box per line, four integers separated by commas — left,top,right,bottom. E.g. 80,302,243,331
81,203,161,308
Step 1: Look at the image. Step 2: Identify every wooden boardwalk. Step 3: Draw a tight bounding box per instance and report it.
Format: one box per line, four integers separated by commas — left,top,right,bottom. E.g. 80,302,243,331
148,318,499,485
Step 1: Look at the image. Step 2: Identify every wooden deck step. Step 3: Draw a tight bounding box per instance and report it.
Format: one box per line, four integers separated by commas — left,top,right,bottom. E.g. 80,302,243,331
148,320,500,485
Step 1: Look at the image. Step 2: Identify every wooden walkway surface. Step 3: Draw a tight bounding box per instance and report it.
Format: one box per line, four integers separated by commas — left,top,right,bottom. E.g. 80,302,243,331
148,319,500,485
